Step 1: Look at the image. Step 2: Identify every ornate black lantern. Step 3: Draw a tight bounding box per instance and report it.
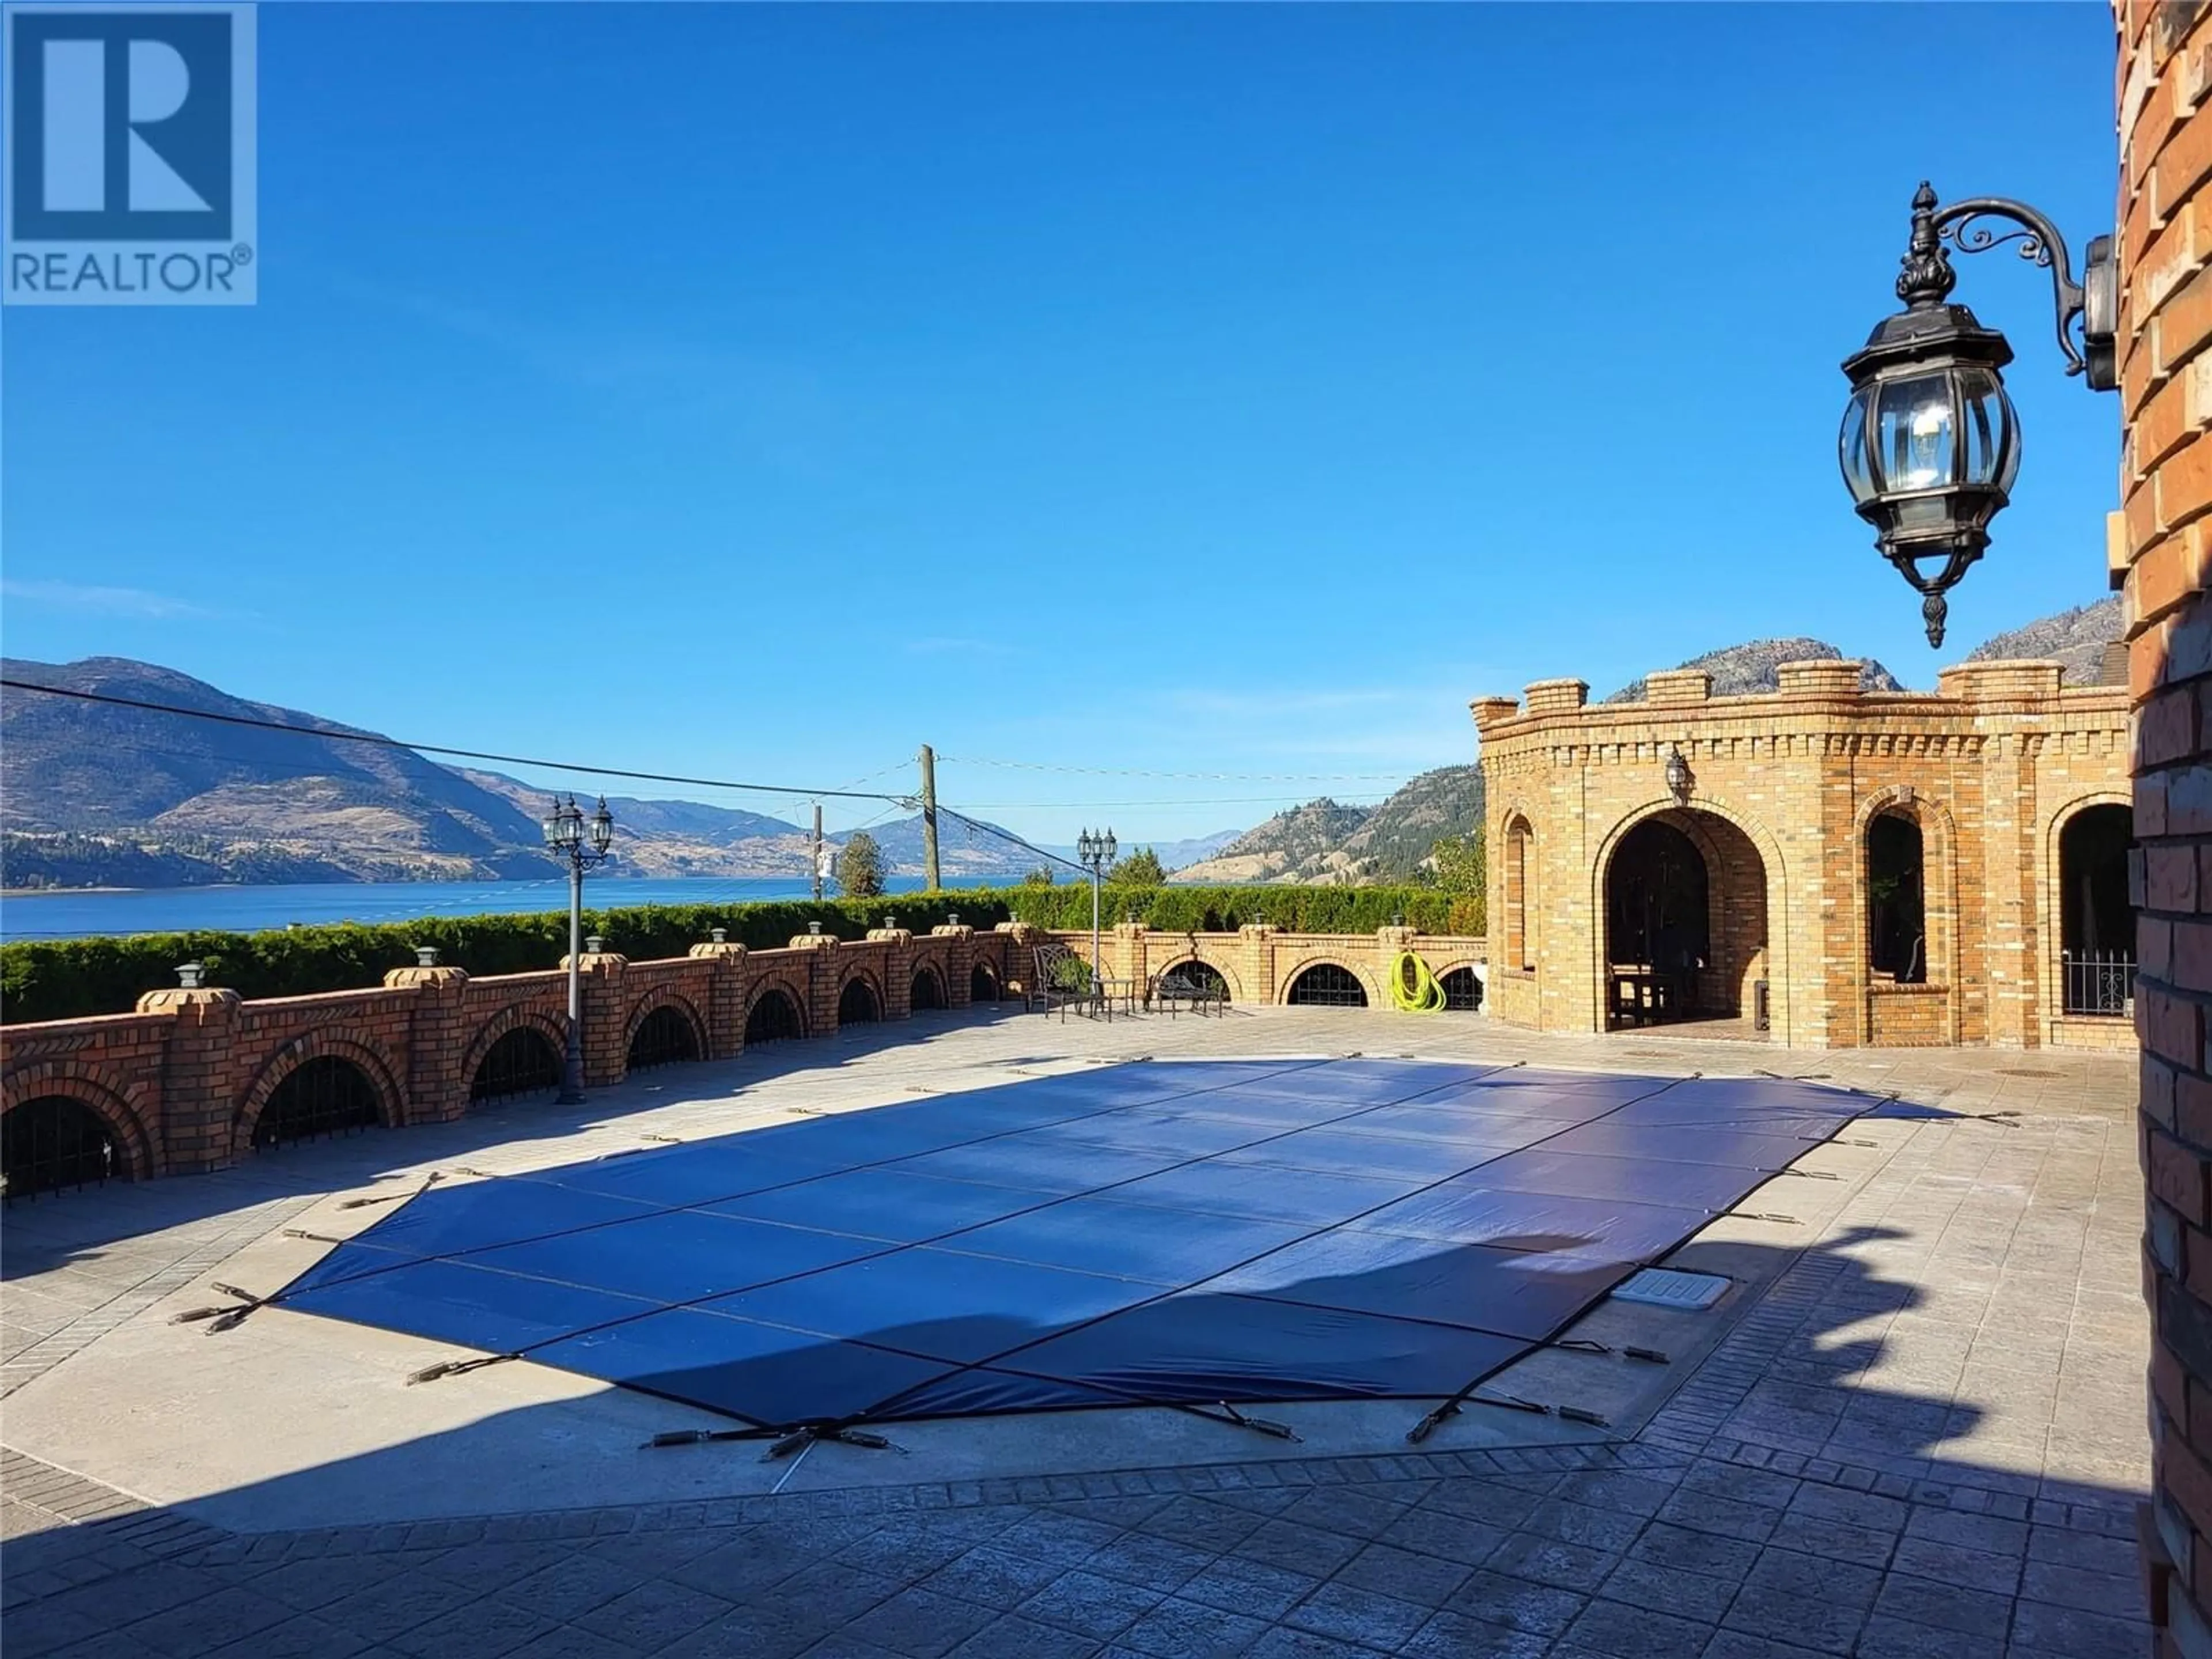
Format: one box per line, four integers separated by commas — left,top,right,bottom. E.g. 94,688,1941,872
1840,183,2118,647
588,797,615,856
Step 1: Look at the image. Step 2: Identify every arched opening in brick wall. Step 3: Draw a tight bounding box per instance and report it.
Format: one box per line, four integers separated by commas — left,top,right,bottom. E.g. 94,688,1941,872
1440,967,1483,1012
1504,815,1535,971
1603,808,1767,1031
2059,803,2136,1017
838,977,882,1025
1286,963,1368,1007
1158,960,1232,1004
969,963,1001,1003
627,1005,702,1072
1868,811,1928,985
911,965,947,1012
2,1096,125,1200
471,1027,563,1106
253,1057,384,1151
744,987,805,1045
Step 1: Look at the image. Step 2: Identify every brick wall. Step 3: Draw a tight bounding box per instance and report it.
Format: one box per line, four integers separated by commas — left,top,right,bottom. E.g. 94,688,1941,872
2119,2,2212,1649
0,927,1016,1190
1059,925,1488,1009
1473,660,2133,1049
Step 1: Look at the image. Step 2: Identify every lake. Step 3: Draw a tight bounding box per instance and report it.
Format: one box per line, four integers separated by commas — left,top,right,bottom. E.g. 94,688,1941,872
0,876,988,942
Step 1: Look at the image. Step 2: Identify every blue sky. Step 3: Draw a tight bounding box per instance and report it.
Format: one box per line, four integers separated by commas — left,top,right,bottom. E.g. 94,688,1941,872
2,3,2119,847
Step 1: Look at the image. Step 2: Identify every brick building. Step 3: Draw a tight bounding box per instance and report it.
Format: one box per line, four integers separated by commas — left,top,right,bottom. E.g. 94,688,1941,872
1473,657,2133,1050
2119,4,2212,1653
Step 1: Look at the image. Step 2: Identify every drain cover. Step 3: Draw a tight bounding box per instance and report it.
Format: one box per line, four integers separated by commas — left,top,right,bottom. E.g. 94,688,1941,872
1609,1268,1730,1310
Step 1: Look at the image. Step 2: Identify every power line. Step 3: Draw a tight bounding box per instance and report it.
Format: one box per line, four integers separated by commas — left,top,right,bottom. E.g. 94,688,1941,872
0,680,914,805
940,753,1418,783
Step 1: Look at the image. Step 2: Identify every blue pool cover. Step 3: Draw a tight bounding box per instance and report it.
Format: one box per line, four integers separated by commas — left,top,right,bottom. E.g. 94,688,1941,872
272,1059,1873,1428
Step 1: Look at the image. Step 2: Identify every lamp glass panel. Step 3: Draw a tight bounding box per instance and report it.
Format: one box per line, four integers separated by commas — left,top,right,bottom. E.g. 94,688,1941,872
1956,368,2016,490
1875,373,1957,493
1838,385,1878,503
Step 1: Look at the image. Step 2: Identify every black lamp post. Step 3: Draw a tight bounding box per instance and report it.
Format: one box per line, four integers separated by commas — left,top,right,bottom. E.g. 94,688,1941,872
1075,826,1117,991
543,793,615,1104
1840,182,2119,647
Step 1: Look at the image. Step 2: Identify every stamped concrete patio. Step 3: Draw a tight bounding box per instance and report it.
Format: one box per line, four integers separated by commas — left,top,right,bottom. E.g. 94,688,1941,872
1,1005,2150,1658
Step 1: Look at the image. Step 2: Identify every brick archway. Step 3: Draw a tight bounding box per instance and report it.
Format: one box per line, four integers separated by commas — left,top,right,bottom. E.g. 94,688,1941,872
910,961,948,1012
838,968,885,1025
1156,954,1245,1003
235,1033,405,1157
1,1066,156,1181
459,1005,570,1099
744,983,808,1044
1850,785,1963,1044
1278,956,1379,1007
620,990,708,1059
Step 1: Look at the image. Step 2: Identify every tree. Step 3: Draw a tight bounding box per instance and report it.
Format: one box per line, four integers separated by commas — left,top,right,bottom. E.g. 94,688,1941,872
838,831,885,898
1108,847,1167,885
1022,866,1055,887
1429,830,1486,897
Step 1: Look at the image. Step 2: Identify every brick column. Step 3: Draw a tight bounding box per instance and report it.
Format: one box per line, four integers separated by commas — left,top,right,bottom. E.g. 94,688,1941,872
134,983,240,1173
1240,923,1278,1004
2118,2,2212,1646
933,923,975,1007
381,957,469,1124
574,944,628,1086
687,933,748,1058
1114,922,1148,994
786,930,842,1035
869,930,915,1019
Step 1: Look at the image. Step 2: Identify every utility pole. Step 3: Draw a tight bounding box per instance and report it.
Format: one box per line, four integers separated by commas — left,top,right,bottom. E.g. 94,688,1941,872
811,802,825,902
919,744,941,892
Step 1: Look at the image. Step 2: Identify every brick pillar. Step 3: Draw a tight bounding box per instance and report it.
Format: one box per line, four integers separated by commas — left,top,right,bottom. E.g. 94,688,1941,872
134,984,239,1173
574,945,628,1086
1114,922,1148,994
933,924,975,1007
787,931,842,1036
869,930,915,1018
1241,923,1278,1004
998,921,1045,1002
381,959,469,1124
687,935,748,1058
2119,3,2212,1645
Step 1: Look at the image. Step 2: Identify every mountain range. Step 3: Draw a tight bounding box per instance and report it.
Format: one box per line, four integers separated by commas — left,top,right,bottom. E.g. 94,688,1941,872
0,602,2123,891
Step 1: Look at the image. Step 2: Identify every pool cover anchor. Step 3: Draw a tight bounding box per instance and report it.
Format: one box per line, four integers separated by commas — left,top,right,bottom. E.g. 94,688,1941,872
408,1353,520,1386
339,1171,445,1211
168,1282,270,1334
644,1423,910,1459
1174,1402,1300,1442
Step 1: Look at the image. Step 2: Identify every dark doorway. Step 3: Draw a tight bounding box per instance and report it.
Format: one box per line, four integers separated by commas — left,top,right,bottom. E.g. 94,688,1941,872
1440,967,1483,1012
745,988,805,1044
911,967,947,1012
3,1096,122,1201
1606,819,1711,1028
839,978,881,1025
627,1005,701,1071
1868,812,1927,983
1286,964,1367,1007
969,964,1001,1003
471,1027,563,1106
254,1056,383,1150
2060,804,2135,1016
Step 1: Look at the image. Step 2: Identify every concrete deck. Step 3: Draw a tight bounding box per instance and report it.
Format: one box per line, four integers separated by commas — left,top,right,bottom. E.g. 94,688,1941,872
1,1005,2150,1657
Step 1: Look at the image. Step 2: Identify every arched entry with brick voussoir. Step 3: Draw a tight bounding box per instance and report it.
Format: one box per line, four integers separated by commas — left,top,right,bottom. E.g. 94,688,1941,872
838,975,882,1025
1285,963,1368,1007
969,963,1002,1003
249,1056,388,1152
1599,803,1771,1034
3,1094,128,1200
911,964,948,1012
471,1025,565,1105
745,986,806,1045
627,1002,703,1072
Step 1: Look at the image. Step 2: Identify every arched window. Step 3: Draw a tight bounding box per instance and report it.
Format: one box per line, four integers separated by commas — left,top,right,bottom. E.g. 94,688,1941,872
1286,964,1368,1007
3,1096,122,1200
911,966,946,1011
745,988,805,1044
2060,804,2135,1016
969,963,1001,1003
1439,967,1483,1012
838,978,881,1025
1158,961,1230,1004
470,1027,563,1106
627,1005,701,1071
1868,810,1927,983
1505,817,1535,971
255,1057,383,1150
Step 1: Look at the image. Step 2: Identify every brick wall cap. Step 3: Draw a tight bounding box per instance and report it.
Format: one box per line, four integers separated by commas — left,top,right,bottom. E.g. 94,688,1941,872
134,986,240,1013
785,933,840,951
864,928,914,944
382,965,467,989
685,941,748,960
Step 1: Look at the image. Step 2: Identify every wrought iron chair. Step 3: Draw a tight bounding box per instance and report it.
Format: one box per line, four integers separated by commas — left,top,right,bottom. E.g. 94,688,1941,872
1150,965,1228,1018
1028,942,1102,1021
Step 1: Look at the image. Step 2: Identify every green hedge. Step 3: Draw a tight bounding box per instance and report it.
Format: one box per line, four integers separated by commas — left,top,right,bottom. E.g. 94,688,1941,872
1,882,1485,1025
1005,884,1482,940
0,891,1010,1026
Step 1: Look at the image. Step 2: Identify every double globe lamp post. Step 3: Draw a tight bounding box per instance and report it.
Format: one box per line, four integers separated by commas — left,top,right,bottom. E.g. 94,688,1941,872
1837,182,2118,646
542,794,615,1104
1075,827,1117,995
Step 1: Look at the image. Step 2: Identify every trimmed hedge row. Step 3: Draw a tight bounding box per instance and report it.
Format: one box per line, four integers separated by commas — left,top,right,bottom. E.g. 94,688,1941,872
1,883,1484,1025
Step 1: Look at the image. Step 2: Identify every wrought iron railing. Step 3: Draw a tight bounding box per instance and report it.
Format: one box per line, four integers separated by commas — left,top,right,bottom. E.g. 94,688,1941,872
2061,950,2135,1017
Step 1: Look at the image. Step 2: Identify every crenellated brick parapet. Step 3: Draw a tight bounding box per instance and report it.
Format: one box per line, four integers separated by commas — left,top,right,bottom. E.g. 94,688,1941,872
0,927,1017,1192
1475,656,2133,1050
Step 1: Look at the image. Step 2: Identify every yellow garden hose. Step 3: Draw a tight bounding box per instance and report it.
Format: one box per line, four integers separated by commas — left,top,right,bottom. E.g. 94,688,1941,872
1390,951,1446,1014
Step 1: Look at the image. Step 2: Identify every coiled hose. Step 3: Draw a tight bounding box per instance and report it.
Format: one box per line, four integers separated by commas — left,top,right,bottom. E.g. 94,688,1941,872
1389,950,1445,1014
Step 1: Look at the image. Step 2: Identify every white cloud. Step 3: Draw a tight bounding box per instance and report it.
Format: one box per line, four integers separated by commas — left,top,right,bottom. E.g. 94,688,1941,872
1,579,233,620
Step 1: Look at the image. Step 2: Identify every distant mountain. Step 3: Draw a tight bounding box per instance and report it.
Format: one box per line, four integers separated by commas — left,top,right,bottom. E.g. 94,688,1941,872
1151,830,1244,872
1171,768,1484,886
1604,639,1904,704
1964,597,2124,685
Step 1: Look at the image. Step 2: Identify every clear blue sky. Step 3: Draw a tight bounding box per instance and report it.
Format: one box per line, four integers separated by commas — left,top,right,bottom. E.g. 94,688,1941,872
2,3,2120,847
